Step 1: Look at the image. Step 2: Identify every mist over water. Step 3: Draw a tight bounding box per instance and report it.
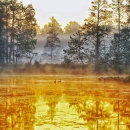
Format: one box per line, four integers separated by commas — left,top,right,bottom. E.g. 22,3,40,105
34,35,70,64
0,75,130,130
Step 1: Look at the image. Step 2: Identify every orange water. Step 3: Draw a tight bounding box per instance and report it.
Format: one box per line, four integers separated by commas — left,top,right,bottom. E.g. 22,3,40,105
0,75,129,130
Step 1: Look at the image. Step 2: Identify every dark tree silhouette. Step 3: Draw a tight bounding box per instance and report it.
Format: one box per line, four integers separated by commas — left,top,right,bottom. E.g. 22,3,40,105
0,0,37,66
43,16,63,64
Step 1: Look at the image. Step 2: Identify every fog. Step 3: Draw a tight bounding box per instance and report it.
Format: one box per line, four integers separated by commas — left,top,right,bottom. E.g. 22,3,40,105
33,33,112,64
34,34,70,64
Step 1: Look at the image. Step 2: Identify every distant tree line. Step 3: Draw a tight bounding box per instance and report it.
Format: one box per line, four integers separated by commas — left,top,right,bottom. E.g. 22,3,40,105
38,0,130,73
0,0,37,66
40,20,80,35
40,18,81,64
63,0,130,73
1,0,130,74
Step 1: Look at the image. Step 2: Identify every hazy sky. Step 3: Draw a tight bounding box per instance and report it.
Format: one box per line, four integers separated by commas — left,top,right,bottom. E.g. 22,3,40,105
18,0,111,28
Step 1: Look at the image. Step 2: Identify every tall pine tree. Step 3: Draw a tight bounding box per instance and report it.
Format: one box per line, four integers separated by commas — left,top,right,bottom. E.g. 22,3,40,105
43,16,63,64
0,0,37,66
110,0,127,72
82,0,112,72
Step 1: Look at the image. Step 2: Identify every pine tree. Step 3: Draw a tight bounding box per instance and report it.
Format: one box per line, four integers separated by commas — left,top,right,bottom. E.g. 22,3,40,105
63,31,86,65
0,0,37,66
110,0,127,72
111,0,126,30
43,16,63,64
126,0,130,26
4,0,11,65
18,4,37,63
0,1,6,65
82,0,112,72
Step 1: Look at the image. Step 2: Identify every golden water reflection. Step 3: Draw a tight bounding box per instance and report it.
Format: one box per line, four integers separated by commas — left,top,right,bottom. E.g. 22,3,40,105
0,75,130,130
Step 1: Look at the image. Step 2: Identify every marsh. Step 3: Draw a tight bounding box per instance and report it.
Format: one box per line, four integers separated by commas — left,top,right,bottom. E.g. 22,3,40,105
0,75,130,130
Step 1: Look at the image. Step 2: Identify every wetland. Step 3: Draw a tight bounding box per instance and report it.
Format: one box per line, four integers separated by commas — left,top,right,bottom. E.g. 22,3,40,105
0,75,130,130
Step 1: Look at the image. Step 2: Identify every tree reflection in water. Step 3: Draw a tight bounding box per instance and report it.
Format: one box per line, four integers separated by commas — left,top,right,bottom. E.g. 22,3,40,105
64,87,112,129
64,82,130,130
43,91,62,123
0,77,36,130
0,75,130,130
35,82,63,124
111,86,130,129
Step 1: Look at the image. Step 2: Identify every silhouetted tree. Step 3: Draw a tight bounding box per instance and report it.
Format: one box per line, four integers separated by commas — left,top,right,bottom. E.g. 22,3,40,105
0,1,6,65
63,31,86,65
111,0,126,30
110,27,130,72
16,4,37,64
41,17,63,35
110,0,126,72
0,0,37,66
81,0,112,72
126,0,130,25
43,16,63,64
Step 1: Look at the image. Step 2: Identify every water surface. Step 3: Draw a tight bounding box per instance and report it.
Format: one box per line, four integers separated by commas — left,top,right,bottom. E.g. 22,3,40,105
0,75,130,130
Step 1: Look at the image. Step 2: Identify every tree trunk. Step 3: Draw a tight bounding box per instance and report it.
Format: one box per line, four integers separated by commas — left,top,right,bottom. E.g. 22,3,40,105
95,0,100,71
5,3,9,65
12,10,15,64
51,45,53,64
117,0,121,70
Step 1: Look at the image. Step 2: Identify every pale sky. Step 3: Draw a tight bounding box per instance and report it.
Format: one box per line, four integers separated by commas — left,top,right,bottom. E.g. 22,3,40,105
18,0,111,28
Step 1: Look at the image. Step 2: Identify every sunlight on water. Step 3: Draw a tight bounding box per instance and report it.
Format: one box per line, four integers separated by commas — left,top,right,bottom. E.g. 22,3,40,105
0,75,130,130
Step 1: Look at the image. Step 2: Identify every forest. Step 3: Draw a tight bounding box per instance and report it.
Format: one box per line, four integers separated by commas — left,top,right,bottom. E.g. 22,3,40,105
0,0,130,74
0,1,130,129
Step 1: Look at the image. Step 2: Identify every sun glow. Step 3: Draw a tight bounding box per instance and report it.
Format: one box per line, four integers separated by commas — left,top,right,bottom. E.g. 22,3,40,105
18,0,93,28
17,0,113,28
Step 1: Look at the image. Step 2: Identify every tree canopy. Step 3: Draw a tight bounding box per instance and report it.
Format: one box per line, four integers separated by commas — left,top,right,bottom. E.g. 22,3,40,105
64,21,81,34
0,0,37,65
41,16,63,35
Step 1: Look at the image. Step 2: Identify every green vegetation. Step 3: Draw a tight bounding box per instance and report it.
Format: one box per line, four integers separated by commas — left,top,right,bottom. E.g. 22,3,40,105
0,0,37,66
42,16,63,64
0,0,130,75
64,21,81,34
63,0,130,74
